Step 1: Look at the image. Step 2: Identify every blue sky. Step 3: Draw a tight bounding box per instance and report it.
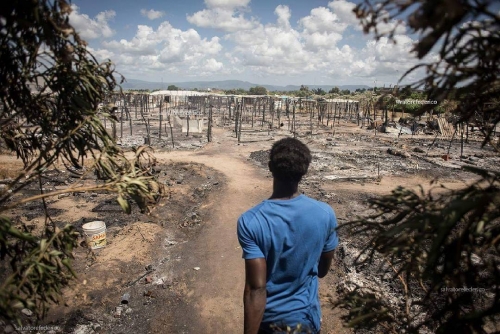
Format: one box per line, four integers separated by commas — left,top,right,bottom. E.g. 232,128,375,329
69,0,425,87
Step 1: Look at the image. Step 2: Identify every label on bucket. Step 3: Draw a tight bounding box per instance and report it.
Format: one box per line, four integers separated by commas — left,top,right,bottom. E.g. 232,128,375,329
87,231,106,249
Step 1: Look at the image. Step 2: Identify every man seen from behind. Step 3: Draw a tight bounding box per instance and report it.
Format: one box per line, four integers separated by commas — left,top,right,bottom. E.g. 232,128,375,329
237,137,339,334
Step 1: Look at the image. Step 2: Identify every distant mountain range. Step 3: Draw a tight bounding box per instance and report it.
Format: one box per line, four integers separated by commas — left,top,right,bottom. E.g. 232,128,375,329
120,78,371,92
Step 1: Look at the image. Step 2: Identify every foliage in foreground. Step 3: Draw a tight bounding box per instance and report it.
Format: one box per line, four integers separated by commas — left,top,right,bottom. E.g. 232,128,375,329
333,0,500,332
0,0,162,322
335,166,500,332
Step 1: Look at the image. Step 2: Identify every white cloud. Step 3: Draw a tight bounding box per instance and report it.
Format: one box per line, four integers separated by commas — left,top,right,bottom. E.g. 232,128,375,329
141,9,165,20
87,47,114,60
299,7,347,34
303,31,343,51
353,35,420,78
96,21,223,76
187,8,256,32
328,0,358,26
205,0,250,9
187,0,256,32
205,0,251,9
227,7,309,75
367,35,414,63
102,22,223,59
297,3,359,52
69,5,115,40
102,25,158,55
204,58,224,71
275,5,291,29
224,2,420,82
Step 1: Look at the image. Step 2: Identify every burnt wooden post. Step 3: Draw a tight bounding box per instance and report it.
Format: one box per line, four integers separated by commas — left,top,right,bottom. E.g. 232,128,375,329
252,99,256,128
140,95,143,120
140,95,151,143
169,115,174,148
256,98,260,128
203,96,207,118
207,104,213,142
326,102,330,127
363,101,368,128
135,97,138,119
384,105,388,127
362,101,366,127
322,103,326,125
111,107,117,141
128,100,133,135
286,99,290,131
236,105,242,143
147,118,151,144
159,98,162,139
222,102,226,127
239,98,244,141
356,102,360,126
244,101,248,125
332,103,337,134
338,102,343,125
466,121,469,143
317,102,321,125
261,98,266,128
270,99,275,132
178,96,181,119
323,103,327,125
120,99,124,139
277,100,281,130
207,97,213,143
217,97,222,126
310,100,313,135
234,104,239,136
332,102,337,127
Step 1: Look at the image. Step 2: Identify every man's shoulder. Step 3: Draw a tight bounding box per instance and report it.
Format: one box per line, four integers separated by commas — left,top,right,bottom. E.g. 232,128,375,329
238,201,266,223
300,195,335,215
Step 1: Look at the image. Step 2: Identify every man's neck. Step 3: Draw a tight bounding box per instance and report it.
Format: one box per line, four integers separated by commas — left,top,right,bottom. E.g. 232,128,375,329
269,179,300,200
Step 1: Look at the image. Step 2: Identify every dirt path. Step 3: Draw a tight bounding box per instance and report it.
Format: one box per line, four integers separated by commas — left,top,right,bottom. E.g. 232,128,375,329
148,128,477,333
152,129,271,333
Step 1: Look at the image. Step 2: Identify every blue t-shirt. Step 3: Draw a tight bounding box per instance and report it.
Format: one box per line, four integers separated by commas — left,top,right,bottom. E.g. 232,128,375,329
237,194,339,332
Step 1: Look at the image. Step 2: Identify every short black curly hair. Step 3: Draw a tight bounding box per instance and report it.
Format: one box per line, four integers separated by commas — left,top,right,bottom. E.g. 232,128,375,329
268,137,312,182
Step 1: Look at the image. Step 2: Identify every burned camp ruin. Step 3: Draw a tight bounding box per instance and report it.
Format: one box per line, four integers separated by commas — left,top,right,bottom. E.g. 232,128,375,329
100,91,499,157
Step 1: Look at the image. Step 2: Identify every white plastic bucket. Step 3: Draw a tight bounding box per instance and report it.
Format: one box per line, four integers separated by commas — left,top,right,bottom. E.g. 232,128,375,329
82,221,107,249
